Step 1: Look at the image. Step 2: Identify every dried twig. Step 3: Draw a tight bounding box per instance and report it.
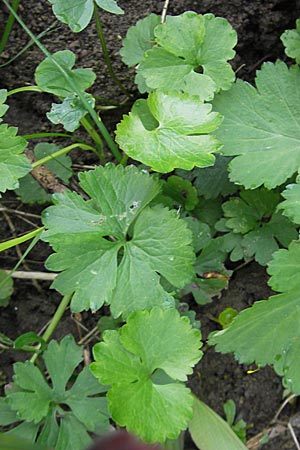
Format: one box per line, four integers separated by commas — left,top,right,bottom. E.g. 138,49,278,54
4,270,57,280
161,0,170,23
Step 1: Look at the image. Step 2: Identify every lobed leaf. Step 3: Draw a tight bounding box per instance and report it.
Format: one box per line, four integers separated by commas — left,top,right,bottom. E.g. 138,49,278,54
120,14,160,66
268,240,300,292
35,50,96,98
0,124,31,194
91,307,202,442
42,165,195,316
0,89,9,122
213,61,300,189
209,289,300,393
279,182,300,224
116,91,222,173
136,12,237,99
281,19,300,64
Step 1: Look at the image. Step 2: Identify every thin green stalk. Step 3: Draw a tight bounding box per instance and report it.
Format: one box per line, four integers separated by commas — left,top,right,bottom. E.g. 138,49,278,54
32,143,96,168
30,294,73,363
0,227,44,252
93,5,131,98
2,0,123,162
7,85,42,96
23,132,75,140
0,0,21,54
80,116,105,162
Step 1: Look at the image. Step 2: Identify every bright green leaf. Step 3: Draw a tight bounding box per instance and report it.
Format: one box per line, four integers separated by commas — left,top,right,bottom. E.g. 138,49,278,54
0,124,31,194
116,91,222,173
91,307,202,442
47,93,95,132
48,0,94,32
95,0,124,15
0,89,9,122
35,50,96,98
213,61,300,189
281,19,300,63
42,165,194,316
137,12,236,99
209,289,300,393
189,397,248,450
268,240,300,292
279,183,300,224
120,14,160,66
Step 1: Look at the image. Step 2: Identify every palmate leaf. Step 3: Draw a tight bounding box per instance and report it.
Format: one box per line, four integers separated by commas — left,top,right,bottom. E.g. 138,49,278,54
91,307,202,443
135,12,237,100
209,289,300,393
42,165,195,317
0,124,31,194
281,19,300,64
267,240,300,292
2,335,109,450
120,14,160,67
213,61,300,189
35,50,96,98
116,91,222,173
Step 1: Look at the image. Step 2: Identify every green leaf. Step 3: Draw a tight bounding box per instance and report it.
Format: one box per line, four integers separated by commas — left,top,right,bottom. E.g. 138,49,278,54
116,91,222,173
268,240,300,292
15,143,72,204
191,155,236,199
0,270,13,307
0,398,19,426
213,61,300,189
281,19,300,63
42,165,195,317
0,89,9,122
209,289,300,393
161,176,198,211
47,93,95,132
137,12,237,99
279,182,300,224
95,0,124,15
35,50,96,98
189,397,248,450
91,307,202,442
0,124,31,194
5,335,109,443
55,415,92,450
184,217,211,253
48,0,94,32
221,188,280,234
7,361,53,423
120,14,160,67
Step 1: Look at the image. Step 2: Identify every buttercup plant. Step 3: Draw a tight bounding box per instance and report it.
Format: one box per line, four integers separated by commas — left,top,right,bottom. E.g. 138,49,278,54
0,1,300,449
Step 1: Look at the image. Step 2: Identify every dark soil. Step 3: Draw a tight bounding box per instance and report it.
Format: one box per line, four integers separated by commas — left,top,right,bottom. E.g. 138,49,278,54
1,1,300,449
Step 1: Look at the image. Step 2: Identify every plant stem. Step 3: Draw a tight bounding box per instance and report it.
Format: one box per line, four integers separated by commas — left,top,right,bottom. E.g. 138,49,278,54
30,294,73,363
23,132,75,140
0,227,44,252
32,143,95,168
2,0,123,162
93,5,131,98
0,0,21,54
80,116,105,162
7,85,42,96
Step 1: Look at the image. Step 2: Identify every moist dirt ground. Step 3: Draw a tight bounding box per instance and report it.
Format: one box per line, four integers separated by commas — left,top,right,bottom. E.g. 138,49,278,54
1,1,300,449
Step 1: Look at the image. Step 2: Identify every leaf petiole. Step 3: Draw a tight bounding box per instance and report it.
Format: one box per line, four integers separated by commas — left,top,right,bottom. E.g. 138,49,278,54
0,227,44,253
32,143,96,169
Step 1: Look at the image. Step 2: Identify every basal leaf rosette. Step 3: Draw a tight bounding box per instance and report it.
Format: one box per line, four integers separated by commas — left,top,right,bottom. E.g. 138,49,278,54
132,12,237,100
116,91,222,173
213,61,300,189
42,165,195,317
91,307,203,443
